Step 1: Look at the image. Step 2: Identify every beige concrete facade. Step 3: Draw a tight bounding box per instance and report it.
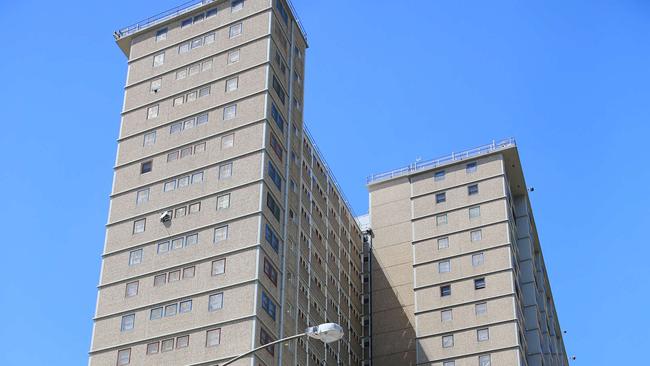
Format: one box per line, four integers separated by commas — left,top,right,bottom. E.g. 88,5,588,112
366,143,568,366
90,1,363,365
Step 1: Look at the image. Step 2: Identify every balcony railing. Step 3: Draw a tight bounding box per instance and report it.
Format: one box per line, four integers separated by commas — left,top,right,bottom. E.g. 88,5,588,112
367,138,516,185
114,0,307,41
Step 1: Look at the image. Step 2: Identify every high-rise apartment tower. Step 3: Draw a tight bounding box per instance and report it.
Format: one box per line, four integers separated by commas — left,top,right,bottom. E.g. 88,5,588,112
365,140,568,366
89,1,364,365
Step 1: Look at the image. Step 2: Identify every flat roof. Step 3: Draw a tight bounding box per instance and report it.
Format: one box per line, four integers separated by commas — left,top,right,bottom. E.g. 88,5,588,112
367,138,517,186
113,0,308,57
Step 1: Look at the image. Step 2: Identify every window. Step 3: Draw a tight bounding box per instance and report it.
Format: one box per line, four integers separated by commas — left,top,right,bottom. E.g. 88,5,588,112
194,142,206,154
226,77,238,92
150,307,163,320
268,162,282,190
206,329,221,347
260,327,275,355
442,335,454,348
264,258,278,286
140,160,153,174
198,86,211,98
438,237,449,249
443,362,455,366
262,292,276,320
208,293,224,311
206,7,218,17
146,342,159,355
264,224,280,253
128,249,142,266
469,206,481,219
186,233,198,246
193,13,205,23
125,281,139,297
181,17,192,28
267,193,281,221
121,314,135,331
477,328,489,342
147,105,159,119
272,75,286,104
438,260,450,273
175,207,187,219
228,49,240,64
165,303,178,317
436,214,447,226
192,171,204,184
212,259,226,275
468,184,479,195
167,150,179,163
223,104,237,120
434,170,445,181
161,338,174,352
183,266,195,279
202,59,213,71
189,202,201,214
179,300,192,313
170,237,184,251
472,253,485,267
163,178,177,191
117,349,131,365
474,278,486,290
153,52,164,67
271,103,285,132
154,274,166,287
132,219,146,234
276,0,289,24
219,163,233,179
221,133,234,149
232,0,244,12
270,134,283,161
176,335,189,349
436,192,446,204
136,188,149,205
475,302,487,315
169,270,181,282
150,78,162,93
155,28,167,42
143,131,156,146
217,194,231,210
214,226,228,242
176,68,187,80
440,284,451,297
197,113,209,125
471,229,482,242
466,162,478,173
229,23,242,38
441,309,452,322
479,355,491,366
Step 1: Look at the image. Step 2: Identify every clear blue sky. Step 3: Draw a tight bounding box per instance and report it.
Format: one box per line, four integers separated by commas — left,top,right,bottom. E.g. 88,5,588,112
0,0,648,364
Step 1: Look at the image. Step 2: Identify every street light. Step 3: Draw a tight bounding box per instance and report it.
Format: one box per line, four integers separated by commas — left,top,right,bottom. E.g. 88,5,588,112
220,323,344,366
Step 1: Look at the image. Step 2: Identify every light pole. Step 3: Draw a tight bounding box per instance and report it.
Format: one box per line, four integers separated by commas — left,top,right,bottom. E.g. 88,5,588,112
220,323,344,366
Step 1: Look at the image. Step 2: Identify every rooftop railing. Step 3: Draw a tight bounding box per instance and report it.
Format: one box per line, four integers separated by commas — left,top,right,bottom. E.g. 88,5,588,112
303,125,356,218
367,138,516,185
115,0,214,39
114,0,307,41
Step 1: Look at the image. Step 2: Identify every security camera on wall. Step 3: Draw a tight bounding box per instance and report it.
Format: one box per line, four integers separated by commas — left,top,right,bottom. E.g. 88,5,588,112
160,211,172,223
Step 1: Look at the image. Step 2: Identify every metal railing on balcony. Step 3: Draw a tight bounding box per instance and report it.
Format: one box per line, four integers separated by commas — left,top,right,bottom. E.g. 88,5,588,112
367,138,516,185
114,0,307,41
